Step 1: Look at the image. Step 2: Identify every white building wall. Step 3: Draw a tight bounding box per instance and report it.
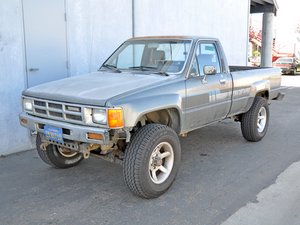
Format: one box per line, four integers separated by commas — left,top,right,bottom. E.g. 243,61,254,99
0,0,34,155
0,0,250,155
66,0,132,76
134,0,250,65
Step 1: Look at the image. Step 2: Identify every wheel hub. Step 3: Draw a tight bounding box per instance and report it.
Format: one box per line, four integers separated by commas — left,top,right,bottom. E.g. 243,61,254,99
151,155,163,168
257,106,267,133
148,142,174,184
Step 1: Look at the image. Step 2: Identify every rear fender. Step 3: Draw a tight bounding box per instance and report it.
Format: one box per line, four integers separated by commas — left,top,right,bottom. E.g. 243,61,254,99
245,80,270,112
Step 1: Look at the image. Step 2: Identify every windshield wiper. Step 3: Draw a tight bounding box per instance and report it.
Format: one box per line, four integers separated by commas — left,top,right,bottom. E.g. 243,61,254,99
128,66,169,76
101,64,121,73
151,71,169,76
128,66,158,71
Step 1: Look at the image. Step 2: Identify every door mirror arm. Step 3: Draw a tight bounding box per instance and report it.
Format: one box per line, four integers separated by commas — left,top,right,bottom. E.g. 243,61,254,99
202,75,208,84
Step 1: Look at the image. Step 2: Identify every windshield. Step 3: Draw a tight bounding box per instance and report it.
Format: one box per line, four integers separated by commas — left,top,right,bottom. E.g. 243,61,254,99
275,58,293,64
101,39,192,74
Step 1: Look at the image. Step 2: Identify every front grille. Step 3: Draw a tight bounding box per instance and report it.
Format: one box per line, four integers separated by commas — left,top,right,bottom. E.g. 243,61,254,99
34,100,46,107
49,111,63,118
66,114,82,121
48,102,62,110
32,99,85,124
35,108,47,114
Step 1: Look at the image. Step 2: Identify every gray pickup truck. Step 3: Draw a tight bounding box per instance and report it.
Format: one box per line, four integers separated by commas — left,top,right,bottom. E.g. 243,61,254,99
20,36,284,198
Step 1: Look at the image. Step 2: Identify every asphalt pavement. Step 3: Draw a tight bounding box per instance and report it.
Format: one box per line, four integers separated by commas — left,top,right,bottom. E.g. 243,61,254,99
0,75,300,225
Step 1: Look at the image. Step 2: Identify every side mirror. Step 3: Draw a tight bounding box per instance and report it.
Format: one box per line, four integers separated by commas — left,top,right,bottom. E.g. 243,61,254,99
201,65,216,84
203,65,216,75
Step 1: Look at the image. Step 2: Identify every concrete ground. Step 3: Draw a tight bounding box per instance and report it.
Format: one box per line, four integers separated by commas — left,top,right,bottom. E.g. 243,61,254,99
1,75,300,225
221,161,300,225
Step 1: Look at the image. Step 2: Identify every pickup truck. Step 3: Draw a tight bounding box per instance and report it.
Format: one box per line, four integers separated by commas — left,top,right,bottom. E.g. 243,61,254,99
272,57,297,75
19,36,284,198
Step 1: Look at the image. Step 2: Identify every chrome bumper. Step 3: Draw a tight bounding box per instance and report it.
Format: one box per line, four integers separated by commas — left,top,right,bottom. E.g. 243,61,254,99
19,112,110,144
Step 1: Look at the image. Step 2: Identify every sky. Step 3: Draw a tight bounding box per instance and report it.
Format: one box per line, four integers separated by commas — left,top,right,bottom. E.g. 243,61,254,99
251,0,300,56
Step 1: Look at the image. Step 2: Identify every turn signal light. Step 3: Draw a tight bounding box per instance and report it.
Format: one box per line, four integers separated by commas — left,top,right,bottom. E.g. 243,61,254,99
108,108,124,128
87,132,103,140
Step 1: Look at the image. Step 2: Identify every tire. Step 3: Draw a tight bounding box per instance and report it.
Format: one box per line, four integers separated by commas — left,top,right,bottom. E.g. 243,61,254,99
123,124,181,198
36,134,83,168
241,96,269,142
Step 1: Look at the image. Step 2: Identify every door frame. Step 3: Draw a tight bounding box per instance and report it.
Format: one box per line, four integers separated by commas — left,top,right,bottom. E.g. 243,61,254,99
184,40,232,130
21,0,70,88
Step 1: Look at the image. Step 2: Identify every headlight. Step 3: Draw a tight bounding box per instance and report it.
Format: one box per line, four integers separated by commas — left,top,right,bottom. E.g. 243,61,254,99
92,109,107,124
23,98,33,111
91,108,124,128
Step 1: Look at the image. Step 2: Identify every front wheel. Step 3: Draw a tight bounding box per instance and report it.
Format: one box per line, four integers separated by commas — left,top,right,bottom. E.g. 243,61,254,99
241,96,269,142
123,124,181,198
36,134,83,168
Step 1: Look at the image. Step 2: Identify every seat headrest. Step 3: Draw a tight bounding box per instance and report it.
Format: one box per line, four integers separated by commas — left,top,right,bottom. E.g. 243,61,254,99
152,50,165,61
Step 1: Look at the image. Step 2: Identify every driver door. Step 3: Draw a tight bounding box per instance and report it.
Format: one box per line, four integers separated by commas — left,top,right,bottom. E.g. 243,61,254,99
185,41,232,130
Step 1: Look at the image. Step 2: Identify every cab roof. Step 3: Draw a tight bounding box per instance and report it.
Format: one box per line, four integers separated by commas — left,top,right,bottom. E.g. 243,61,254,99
128,36,219,42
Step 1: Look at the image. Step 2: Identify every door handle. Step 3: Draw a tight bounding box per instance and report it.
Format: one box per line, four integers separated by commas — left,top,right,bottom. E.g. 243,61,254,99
28,68,39,72
219,79,226,84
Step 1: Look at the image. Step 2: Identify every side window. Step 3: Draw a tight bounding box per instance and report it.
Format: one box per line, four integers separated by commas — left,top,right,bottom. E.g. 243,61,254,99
197,43,221,75
156,42,191,72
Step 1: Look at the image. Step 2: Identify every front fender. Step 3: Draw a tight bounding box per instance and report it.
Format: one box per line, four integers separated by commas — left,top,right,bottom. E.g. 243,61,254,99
112,94,183,129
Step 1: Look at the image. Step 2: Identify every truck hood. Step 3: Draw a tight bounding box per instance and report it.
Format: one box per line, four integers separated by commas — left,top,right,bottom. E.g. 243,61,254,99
23,71,171,106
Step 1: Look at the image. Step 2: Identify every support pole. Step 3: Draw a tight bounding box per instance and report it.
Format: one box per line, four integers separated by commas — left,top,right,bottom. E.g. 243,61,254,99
261,12,274,67
131,0,135,37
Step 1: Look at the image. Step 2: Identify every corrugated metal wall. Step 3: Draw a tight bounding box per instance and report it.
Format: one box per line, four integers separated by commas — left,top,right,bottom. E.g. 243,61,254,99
0,0,34,155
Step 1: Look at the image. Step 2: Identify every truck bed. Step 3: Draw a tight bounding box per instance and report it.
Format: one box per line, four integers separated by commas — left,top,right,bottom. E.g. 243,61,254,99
227,66,282,116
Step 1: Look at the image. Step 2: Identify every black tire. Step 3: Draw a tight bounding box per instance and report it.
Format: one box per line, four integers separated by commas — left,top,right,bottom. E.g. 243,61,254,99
241,96,269,142
36,134,83,168
123,124,181,199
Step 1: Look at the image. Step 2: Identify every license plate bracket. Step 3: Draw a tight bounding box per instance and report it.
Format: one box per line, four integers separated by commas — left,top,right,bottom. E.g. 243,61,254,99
44,125,64,144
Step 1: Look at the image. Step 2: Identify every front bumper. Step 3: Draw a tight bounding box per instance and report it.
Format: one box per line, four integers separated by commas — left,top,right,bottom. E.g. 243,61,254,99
19,112,111,145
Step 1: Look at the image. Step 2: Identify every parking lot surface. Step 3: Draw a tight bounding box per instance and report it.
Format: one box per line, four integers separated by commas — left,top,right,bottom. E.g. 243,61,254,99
1,75,300,225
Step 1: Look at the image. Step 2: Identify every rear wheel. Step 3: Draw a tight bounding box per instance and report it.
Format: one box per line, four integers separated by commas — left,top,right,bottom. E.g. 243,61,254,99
123,124,181,198
241,96,269,142
36,134,83,168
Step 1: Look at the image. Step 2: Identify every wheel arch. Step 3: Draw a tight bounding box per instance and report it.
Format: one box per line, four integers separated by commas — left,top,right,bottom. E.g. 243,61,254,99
256,90,269,99
243,80,270,113
134,107,182,134
250,80,270,99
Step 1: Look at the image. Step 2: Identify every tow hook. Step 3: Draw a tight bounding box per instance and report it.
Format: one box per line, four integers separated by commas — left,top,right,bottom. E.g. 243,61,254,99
40,142,50,151
83,151,90,159
79,143,101,159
